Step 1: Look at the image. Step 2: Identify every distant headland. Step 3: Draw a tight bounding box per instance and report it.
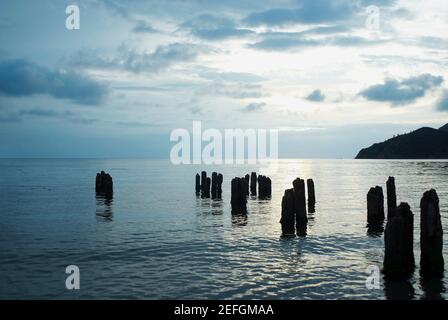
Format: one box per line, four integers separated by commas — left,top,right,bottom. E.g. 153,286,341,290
355,123,448,159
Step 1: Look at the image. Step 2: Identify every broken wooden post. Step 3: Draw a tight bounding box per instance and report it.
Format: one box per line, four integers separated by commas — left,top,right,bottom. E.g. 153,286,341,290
258,175,272,199
203,177,211,198
293,178,307,236
280,189,295,236
195,173,201,195
250,172,257,196
211,172,218,199
307,178,315,212
386,176,397,219
95,171,113,196
383,202,415,277
244,174,250,196
367,186,385,224
231,177,247,214
217,173,223,199
201,171,207,196
420,189,444,278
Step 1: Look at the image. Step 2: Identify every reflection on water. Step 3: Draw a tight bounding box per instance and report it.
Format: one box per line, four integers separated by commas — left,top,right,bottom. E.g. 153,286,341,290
367,221,384,237
384,277,415,300
231,213,248,227
420,277,446,300
96,194,113,221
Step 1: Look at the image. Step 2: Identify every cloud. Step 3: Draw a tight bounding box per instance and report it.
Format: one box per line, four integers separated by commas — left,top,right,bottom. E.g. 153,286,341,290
71,43,210,73
359,74,444,105
181,14,254,40
306,89,325,102
243,0,356,26
0,59,108,105
242,102,266,112
436,90,448,111
132,20,159,33
249,33,384,51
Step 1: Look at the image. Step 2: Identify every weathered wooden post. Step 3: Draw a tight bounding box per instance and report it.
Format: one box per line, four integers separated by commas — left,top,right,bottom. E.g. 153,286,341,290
195,173,201,195
217,173,223,199
307,178,315,212
204,177,211,198
258,175,271,199
420,189,444,277
201,171,207,196
211,172,218,199
367,186,385,224
386,176,397,219
383,202,415,277
280,189,295,236
250,172,257,196
293,178,307,236
231,177,247,214
95,171,113,196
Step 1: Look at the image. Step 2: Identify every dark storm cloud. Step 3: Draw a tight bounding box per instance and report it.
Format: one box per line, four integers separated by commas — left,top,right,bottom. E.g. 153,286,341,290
359,74,444,105
0,59,108,105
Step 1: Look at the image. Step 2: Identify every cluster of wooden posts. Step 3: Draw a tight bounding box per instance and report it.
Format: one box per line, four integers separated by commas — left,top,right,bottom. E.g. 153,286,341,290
230,172,272,214
367,176,444,278
95,171,113,197
195,171,223,199
280,178,316,237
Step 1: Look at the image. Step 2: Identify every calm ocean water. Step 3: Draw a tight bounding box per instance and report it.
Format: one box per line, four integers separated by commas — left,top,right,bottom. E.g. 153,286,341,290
0,159,447,300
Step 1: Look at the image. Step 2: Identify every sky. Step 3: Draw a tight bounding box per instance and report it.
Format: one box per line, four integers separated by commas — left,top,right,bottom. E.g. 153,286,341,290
0,0,447,158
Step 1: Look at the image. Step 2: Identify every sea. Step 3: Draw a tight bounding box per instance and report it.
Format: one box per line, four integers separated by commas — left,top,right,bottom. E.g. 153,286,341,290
0,159,447,299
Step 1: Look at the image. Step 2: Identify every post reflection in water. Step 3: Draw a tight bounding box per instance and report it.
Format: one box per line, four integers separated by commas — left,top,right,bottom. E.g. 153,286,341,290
384,277,415,300
95,194,113,221
366,221,384,237
231,213,248,227
420,277,446,300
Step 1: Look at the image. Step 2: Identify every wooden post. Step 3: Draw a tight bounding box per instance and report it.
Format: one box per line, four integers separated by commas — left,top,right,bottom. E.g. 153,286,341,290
386,176,397,219
95,171,113,196
383,202,415,277
280,189,295,236
231,177,247,214
293,178,307,236
367,186,385,224
211,172,218,199
204,177,211,198
250,172,257,196
195,173,201,195
307,178,315,212
244,174,250,196
420,189,444,277
217,173,223,199
201,171,207,196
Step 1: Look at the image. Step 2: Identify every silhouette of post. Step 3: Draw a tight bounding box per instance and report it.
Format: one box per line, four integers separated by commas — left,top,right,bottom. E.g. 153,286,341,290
307,178,315,211
203,177,211,198
367,186,385,224
280,189,295,236
420,189,444,277
383,202,415,277
195,173,201,195
201,171,207,196
250,172,257,196
95,171,113,196
293,178,307,236
231,177,247,214
217,173,223,199
244,174,250,196
211,172,218,199
386,177,397,219
258,175,272,199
